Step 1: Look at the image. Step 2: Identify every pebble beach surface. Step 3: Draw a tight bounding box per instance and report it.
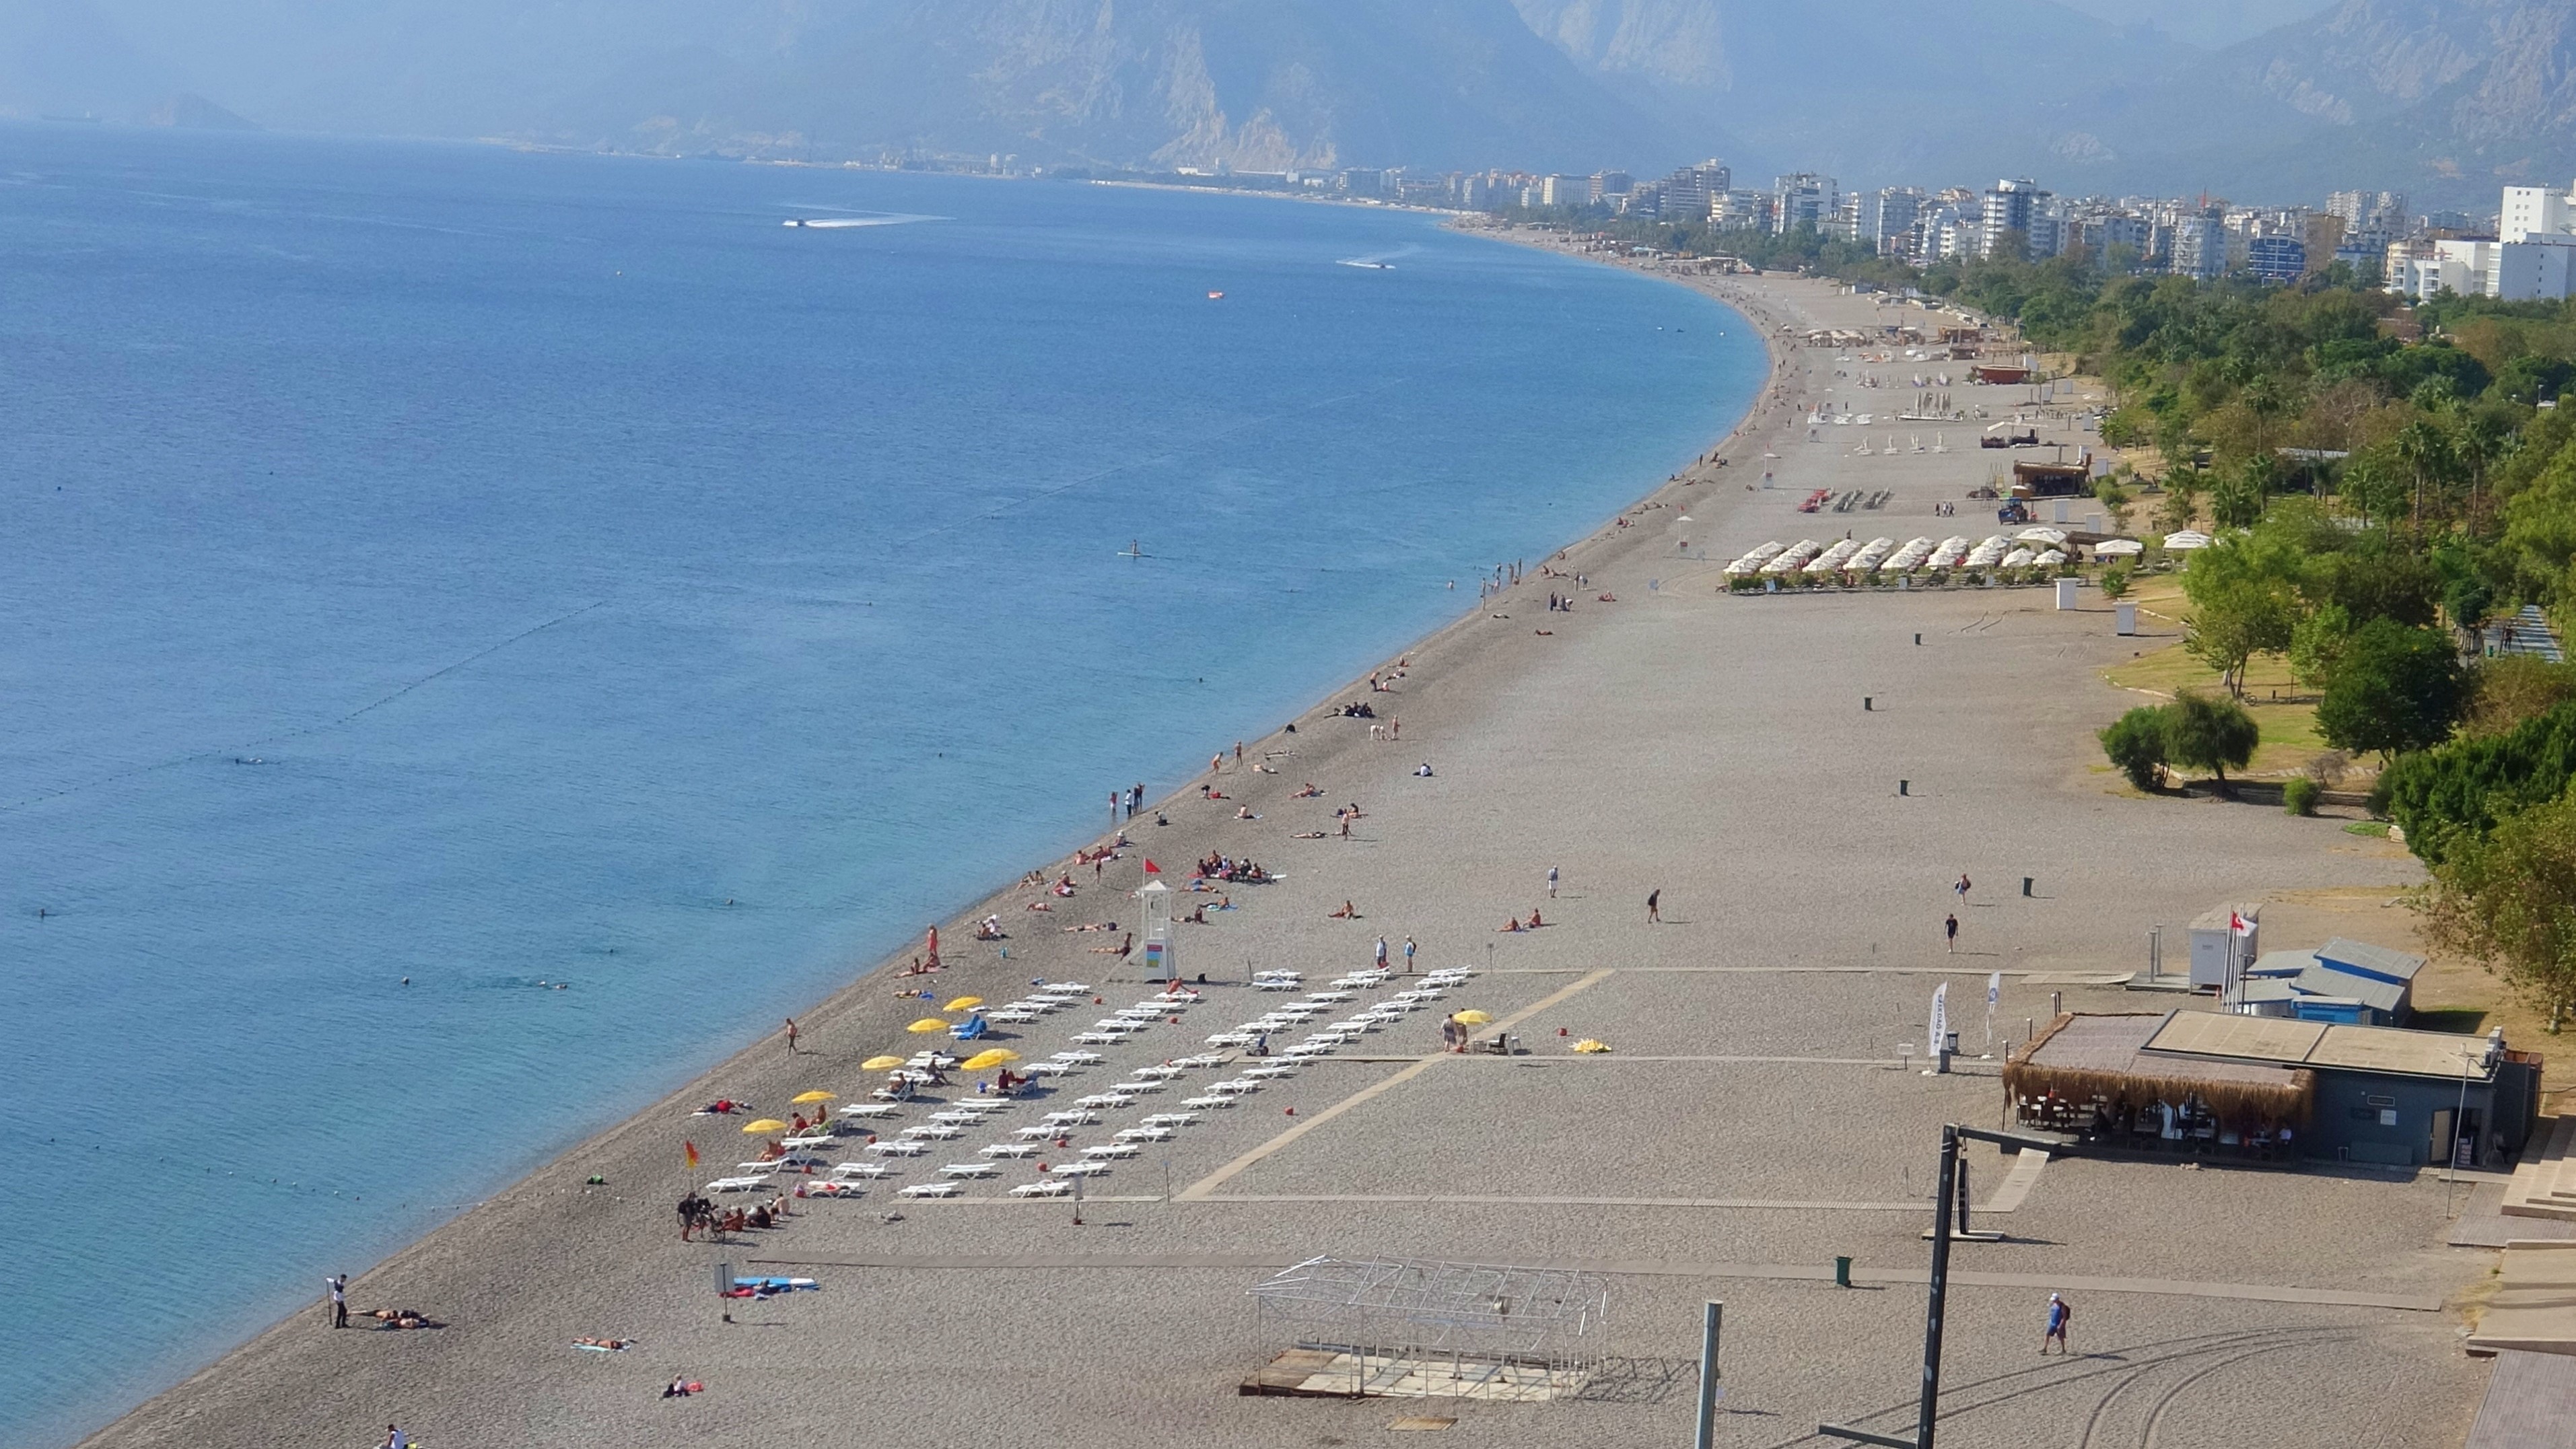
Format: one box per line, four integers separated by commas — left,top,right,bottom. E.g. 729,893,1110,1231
83,273,2483,1449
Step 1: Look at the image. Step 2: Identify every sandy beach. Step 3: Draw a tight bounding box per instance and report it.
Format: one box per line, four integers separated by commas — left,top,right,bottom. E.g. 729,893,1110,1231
83,265,2482,1449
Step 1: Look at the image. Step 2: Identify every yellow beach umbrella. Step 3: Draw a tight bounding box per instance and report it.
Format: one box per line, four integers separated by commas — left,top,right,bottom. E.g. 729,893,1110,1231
861,1055,907,1071
1451,1010,1493,1026
944,996,985,1012
961,1049,1020,1071
790,1090,835,1104
907,1017,951,1034
740,1118,788,1134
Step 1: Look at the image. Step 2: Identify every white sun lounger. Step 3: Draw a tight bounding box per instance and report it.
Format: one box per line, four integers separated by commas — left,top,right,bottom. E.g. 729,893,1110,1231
1076,1093,1136,1109
1041,1110,1099,1126
1115,1126,1175,1143
1015,1125,1065,1140
1107,1080,1167,1094
830,1162,893,1179
868,1139,930,1157
838,1103,899,1119
706,1176,769,1193
939,1162,999,1178
1010,1180,1073,1198
1080,1143,1141,1160
800,1180,867,1199
979,1142,1041,1158
1181,1095,1236,1109
1174,1054,1225,1069
1204,1031,1255,1046
1022,1061,1074,1077
901,1125,963,1140
1070,1032,1124,1045
1142,1112,1202,1127
1240,1065,1298,1080
1052,1050,1104,1064
731,1162,777,1176
1130,1064,1185,1079
1208,1080,1260,1096
1053,1160,1110,1177
897,1181,962,1199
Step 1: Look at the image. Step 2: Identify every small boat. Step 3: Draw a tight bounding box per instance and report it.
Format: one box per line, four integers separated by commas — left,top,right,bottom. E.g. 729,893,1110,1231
1207,290,1224,299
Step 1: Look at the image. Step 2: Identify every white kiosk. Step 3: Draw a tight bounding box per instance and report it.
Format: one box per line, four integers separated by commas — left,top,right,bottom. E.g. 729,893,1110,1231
1137,878,1177,983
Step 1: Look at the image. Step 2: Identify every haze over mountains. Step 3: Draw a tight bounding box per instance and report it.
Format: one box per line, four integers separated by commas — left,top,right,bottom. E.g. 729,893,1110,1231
4,0,2573,206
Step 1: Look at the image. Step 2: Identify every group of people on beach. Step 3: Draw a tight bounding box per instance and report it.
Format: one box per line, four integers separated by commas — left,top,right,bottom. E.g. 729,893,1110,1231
675,1190,791,1241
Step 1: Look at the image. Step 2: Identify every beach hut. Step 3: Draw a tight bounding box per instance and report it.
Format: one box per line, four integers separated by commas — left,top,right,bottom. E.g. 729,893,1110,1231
2006,1013,2311,1150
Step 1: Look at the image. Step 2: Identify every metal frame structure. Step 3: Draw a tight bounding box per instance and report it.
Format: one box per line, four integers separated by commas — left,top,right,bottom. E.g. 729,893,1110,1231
1249,1256,1611,1397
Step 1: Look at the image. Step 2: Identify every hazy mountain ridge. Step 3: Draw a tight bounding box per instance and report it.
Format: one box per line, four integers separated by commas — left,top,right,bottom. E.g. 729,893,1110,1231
5,0,2575,205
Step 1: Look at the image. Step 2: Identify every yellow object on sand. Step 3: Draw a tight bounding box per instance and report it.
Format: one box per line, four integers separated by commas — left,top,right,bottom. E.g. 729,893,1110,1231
1573,1039,1611,1054
1451,1010,1493,1026
907,1018,951,1033
740,1118,789,1133
861,1055,907,1071
790,1090,836,1104
944,996,985,1012
961,1049,1020,1071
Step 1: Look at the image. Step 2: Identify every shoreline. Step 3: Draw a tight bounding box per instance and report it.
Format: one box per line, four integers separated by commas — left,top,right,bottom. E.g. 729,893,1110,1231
70,229,1785,1448
79,261,2478,1449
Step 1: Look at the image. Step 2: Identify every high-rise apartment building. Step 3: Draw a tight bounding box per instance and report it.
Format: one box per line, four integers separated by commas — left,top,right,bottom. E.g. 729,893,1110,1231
1981,178,2052,258
1772,173,1837,234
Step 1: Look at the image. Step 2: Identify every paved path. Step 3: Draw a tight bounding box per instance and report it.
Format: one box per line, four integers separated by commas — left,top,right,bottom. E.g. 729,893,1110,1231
742,1252,2440,1311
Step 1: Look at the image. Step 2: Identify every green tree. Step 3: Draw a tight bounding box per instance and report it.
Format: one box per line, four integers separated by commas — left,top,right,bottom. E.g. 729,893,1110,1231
2418,787,2576,1030
2165,690,2262,788
2181,534,2301,695
2288,600,2354,689
2209,458,2269,529
2315,618,2467,759
2099,705,2171,790
2379,699,2576,863
2099,564,2132,600
2093,476,2136,535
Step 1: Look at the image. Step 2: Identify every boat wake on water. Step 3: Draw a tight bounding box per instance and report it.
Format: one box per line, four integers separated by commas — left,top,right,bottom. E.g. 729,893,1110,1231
1335,244,1419,270
781,211,945,229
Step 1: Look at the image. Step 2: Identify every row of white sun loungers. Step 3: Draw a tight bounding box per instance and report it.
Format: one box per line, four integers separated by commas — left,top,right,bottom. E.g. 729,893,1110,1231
753,969,1481,1203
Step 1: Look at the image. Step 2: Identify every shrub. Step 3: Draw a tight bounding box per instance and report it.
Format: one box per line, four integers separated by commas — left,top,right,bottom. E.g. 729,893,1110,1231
2285,777,2321,816
2099,565,2132,600
2099,705,2172,791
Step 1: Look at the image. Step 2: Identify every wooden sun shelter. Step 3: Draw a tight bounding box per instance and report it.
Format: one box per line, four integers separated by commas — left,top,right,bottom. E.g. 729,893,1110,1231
2005,1012,2313,1143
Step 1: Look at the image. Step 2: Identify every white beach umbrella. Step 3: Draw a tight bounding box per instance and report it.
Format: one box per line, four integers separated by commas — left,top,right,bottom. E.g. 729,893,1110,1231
2013,526,2068,546
2092,538,2145,558
2163,530,2213,551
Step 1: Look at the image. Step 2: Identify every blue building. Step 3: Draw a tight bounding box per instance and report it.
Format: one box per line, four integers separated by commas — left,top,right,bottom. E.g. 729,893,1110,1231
2239,936,2424,1026
2248,235,2306,283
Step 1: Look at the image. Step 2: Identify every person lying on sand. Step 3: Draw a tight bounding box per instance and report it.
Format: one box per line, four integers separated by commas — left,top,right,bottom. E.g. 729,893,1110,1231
662,1377,697,1399
1329,901,1357,919
1294,783,1322,798
574,1337,634,1351
1292,830,1326,839
1234,806,1257,820
1500,917,1525,933
1024,900,1053,911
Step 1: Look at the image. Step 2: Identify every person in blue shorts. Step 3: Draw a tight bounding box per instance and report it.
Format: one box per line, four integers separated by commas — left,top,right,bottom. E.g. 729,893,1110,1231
2042,1292,2073,1355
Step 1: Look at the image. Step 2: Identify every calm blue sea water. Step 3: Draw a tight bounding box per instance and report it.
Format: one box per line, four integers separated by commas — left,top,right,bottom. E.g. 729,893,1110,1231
0,125,1757,1446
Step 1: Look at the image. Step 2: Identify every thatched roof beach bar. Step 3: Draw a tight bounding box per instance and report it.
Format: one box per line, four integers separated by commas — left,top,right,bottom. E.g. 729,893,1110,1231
2007,1011,2543,1167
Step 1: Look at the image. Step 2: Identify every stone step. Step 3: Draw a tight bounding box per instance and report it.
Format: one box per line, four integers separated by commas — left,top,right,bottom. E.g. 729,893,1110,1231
2504,1117,2576,1219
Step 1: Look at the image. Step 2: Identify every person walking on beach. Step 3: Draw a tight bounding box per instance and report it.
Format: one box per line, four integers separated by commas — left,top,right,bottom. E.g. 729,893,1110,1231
2041,1293,2073,1354
1953,873,1972,904
1403,936,1416,974
1945,914,1959,953
784,1017,799,1054
326,1274,348,1329
1547,866,1559,899
379,1425,410,1449
1374,936,1389,971
1646,890,1661,924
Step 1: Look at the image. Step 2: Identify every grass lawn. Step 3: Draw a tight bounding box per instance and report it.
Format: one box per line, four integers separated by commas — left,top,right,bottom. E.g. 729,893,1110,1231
2101,571,2342,781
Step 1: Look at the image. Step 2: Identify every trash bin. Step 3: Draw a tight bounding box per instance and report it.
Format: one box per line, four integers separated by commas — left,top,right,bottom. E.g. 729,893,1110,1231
1834,1255,1853,1287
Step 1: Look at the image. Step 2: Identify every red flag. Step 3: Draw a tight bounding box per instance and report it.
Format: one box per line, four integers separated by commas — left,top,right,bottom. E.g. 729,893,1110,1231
684,1141,699,1169
1143,859,1160,874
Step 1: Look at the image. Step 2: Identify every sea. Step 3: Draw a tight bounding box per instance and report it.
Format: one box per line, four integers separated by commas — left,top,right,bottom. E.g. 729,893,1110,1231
0,124,1760,1447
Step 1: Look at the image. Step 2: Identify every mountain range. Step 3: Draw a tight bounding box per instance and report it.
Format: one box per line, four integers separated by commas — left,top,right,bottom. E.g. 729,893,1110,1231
5,0,2574,207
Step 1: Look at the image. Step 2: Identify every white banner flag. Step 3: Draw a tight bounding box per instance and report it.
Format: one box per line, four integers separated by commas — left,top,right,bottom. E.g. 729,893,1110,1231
1988,972,2002,1008
1929,982,1950,1052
